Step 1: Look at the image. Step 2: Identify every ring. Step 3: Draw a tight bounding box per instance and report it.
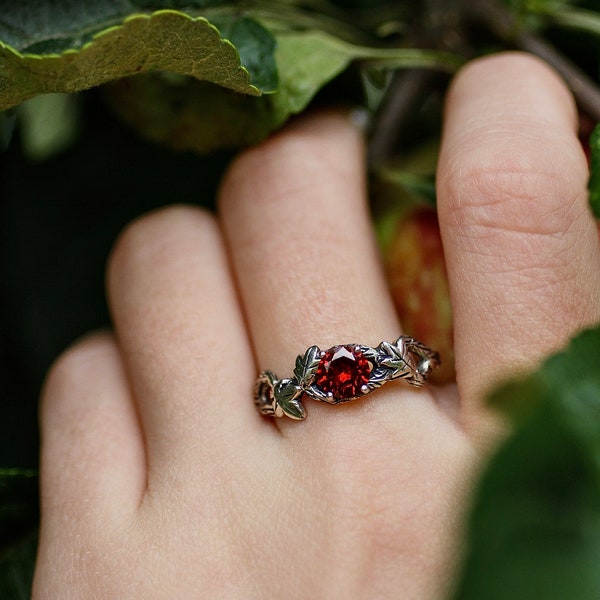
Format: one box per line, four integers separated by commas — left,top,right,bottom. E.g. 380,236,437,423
255,336,440,420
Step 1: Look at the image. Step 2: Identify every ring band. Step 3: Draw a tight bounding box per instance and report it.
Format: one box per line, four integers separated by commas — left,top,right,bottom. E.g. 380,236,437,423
255,336,440,420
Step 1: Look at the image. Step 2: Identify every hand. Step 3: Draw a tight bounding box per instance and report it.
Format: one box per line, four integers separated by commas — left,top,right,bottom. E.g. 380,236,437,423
33,53,600,599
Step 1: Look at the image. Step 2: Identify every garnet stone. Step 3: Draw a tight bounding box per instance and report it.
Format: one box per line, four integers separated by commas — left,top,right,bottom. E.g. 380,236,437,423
315,345,372,400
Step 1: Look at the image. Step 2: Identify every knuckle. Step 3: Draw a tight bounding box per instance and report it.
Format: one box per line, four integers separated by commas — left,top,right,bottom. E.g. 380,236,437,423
440,129,587,239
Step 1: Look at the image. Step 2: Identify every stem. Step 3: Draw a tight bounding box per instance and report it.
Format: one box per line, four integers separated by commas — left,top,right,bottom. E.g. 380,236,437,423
368,69,438,167
468,0,600,123
367,0,466,167
515,31,600,123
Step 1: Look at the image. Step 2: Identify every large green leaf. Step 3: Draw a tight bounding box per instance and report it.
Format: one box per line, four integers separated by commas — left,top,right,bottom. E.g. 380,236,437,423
16,93,82,161
102,27,355,153
0,2,461,153
454,327,600,599
103,28,461,153
0,9,277,110
588,123,600,219
0,1,234,53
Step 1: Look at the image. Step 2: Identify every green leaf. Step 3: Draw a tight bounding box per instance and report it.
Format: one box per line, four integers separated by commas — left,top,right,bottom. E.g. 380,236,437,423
0,111,17,151
0,1,226,53
536,5,600,38
16,93,82,161
375,168,437,205
0,9,274,110
103,26,461,154
269,29,356,115
210,15,278,92
588,123,600,219
454,327,600,599
103,27,356,153
1,2,462,151
0,530,38,600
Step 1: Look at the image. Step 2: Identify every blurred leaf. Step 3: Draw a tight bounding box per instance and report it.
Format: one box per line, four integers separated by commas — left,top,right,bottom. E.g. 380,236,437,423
360,67,390,112
103,28,356,152
495,326,600,463
104,27,460,154
0,530,37,600
371,138,440,248
385,207,454,384
0,111,17,151
538,5,600,37
0,9,274,110
454,326,600,599
0,1,462,151
376,168,437,204
16,93,82,161
588,123,600,218
133,0,226,10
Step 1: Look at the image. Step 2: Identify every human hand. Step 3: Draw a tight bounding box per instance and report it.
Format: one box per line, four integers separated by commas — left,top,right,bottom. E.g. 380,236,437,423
33,53,600,599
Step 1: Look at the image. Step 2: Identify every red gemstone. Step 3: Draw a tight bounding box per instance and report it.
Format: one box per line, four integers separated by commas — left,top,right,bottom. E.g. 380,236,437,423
315,345,372,399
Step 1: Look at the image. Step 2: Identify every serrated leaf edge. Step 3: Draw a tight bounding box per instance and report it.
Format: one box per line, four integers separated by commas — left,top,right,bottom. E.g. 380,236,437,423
0,9,263,110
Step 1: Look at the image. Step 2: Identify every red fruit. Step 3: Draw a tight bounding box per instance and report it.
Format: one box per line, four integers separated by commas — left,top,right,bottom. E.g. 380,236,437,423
386,207,455,383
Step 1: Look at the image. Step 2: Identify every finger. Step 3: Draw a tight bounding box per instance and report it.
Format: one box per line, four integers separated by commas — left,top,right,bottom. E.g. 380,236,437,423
220,110,410,424
106,206,259,476
38,332,145,530
437,52,600,408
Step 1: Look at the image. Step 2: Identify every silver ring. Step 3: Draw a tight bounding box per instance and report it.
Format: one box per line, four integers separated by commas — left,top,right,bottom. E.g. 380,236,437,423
255,336,440,420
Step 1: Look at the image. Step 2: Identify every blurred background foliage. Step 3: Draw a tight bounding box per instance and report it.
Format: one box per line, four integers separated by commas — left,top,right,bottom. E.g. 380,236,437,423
2,0,600,597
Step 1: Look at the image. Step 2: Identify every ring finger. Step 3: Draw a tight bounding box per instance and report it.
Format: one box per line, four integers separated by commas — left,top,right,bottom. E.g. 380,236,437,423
219,110,434,430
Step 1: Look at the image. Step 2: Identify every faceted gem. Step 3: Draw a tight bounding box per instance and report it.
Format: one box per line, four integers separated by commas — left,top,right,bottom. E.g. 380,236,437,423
315,345,372,400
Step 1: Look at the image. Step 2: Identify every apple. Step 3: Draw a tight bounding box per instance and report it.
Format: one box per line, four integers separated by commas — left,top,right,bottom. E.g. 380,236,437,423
386,206,455,384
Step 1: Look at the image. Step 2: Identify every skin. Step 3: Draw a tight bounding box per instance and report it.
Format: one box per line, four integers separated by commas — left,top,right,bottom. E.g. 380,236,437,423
33,52,600,599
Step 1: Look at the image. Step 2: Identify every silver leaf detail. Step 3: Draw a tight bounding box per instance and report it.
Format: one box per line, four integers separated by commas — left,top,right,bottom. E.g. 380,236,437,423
293,345,321,388
366,366,391,391
274,379,306,420
254,370,278,416
378,341,407,374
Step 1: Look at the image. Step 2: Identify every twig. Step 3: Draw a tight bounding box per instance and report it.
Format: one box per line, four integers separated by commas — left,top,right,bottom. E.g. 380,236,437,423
514,31,600,122
468,0,600,122
367,69,438,167
367,0,469,167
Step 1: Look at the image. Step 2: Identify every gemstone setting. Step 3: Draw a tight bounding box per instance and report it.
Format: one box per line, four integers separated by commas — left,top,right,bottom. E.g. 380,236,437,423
315,345,372,400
